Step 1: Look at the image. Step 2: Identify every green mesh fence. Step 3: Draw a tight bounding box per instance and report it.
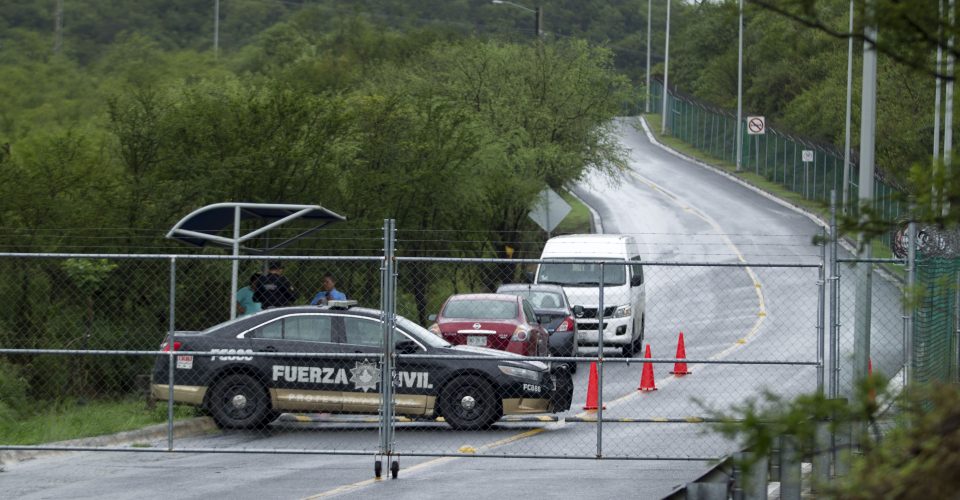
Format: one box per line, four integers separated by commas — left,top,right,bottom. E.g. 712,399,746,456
647,80,903,247
912,256,960,385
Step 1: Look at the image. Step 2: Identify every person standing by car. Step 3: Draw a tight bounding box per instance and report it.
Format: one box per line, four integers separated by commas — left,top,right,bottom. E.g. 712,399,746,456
310,273,347,305
254,261,297,308
236,273,263,316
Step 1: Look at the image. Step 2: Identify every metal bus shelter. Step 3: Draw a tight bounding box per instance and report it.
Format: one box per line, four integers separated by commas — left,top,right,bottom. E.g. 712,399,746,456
166,202,346,319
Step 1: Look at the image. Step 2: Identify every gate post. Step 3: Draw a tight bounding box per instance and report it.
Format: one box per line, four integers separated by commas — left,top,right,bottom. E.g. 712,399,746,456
779,435,801,500
167,256,177,452
818,227,827,394
905,217,916,388
596,262,605,458
377,219,398,478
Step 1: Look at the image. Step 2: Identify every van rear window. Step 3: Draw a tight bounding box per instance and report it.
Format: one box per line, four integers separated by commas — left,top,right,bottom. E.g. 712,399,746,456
536,259,627,286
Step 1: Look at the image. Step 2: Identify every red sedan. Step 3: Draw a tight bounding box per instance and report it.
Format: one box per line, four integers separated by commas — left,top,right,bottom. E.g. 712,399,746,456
428,293,549,357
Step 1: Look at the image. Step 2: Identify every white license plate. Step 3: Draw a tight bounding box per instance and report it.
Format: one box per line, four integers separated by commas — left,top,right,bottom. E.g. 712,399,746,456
467,335,487,347
176,355,193,370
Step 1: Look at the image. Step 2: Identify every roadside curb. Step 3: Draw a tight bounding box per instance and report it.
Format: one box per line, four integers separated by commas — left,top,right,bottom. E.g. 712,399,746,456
566,189,603,234
0,416,218,466
635,116,904,287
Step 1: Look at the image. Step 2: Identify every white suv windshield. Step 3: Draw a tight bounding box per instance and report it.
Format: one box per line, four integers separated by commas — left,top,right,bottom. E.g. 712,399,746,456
537,258,626,286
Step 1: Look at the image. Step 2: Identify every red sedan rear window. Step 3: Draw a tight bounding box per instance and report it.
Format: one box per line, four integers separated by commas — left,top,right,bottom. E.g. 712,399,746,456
442,299,517,320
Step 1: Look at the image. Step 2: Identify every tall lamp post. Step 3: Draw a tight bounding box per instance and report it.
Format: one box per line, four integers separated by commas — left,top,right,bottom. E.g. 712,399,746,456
735,0,744,172
661,0,671,134
492,0,543,37
213,0,220,57
645,0,652,113
842,0,854,213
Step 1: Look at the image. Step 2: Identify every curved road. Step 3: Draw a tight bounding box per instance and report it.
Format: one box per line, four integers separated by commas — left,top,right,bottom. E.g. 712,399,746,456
1,118,904,499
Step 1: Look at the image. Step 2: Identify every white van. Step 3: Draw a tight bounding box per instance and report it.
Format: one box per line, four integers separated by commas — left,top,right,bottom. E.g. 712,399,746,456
534,234,645,356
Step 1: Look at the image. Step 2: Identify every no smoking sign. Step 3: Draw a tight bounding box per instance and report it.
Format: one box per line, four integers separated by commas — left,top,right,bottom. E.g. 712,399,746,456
746,116,765,135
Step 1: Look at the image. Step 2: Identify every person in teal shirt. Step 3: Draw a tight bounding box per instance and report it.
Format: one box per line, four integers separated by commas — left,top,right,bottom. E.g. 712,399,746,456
236,273,263,316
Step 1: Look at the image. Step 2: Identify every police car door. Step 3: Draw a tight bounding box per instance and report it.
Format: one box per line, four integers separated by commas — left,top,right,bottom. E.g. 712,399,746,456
247,313,344,412
338,315,387,414
340,316,433,415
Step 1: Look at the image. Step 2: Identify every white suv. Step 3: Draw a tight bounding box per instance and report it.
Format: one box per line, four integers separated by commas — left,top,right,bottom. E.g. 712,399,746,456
534,234,645,357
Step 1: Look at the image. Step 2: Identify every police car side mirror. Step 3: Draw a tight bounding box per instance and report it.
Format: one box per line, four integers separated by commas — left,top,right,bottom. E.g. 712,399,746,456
525,271,535,283
396,340,420,354
427,314,437,322
573,305,584,316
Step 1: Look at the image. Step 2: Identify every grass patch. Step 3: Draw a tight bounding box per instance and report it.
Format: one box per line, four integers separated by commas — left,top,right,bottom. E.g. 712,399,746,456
0,398,197,446
554,189,593,235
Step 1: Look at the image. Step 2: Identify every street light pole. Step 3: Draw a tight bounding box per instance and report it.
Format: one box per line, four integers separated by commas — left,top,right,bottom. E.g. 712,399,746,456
934,0,944,212
661,0,671,135
491,0,541,38
854,0,878,444
535,6,543,37
736,0,744,172
842,0,854,214
645,0,652,113
214,0,220,58
945,0,955,216
53,0,63,54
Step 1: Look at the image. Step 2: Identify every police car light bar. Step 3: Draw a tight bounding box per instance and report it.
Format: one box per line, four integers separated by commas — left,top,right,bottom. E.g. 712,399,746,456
326,300,358,310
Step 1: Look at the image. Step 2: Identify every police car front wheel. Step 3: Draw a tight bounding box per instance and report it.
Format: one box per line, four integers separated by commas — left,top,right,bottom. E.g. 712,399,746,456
209,374,274,429
439,375,500,430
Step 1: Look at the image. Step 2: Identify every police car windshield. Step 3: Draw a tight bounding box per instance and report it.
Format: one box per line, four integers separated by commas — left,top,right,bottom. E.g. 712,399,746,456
397,316,451,348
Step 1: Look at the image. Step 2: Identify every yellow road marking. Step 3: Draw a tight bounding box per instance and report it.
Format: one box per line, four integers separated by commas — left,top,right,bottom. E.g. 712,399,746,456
303,456,458,498
626,170,768,360
304,428,546,498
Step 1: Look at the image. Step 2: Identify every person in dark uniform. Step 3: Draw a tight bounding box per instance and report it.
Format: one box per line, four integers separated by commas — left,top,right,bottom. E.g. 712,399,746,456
253,261,297,308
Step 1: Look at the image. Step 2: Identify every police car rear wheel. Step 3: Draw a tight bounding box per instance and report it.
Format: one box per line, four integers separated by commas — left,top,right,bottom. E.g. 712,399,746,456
210,374,272,429
439,375,499,430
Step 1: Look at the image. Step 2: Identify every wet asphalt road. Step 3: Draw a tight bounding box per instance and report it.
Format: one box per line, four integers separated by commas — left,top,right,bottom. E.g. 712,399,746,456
0,118,903,499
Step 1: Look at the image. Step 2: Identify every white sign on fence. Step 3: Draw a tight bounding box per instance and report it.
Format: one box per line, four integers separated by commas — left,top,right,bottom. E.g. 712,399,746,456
746,116,765,135
802,150,814,162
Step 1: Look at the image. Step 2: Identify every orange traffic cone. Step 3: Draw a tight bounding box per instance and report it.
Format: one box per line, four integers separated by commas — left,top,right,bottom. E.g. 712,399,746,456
670,332,691,375
582,361,606,410
638,344,658,391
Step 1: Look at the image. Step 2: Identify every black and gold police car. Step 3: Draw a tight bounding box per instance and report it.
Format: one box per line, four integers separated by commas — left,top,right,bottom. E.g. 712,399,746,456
152,302,573,430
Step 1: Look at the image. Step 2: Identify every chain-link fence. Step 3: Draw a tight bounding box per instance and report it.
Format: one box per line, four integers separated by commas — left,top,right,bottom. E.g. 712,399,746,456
0,249,826,465
648,79,904,247
912,256,960,385
0,254,386,456
389,255,823,461
12,225,957,483
833,258,908,397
